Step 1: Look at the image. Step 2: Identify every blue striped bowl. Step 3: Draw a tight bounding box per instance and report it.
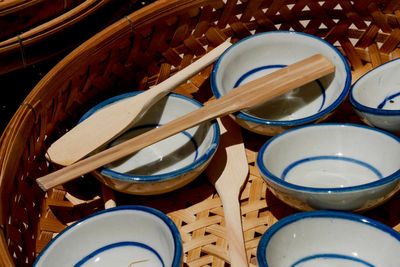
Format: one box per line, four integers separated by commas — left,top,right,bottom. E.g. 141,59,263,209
257,210,400,267
350,58,400,134
256,123,400,211
79,92,220,195
34,206,183,267
211,31,351,136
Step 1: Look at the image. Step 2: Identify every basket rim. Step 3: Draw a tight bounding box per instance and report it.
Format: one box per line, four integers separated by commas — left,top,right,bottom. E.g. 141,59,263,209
0,0,112,49
0,0,46,11
0,0,213,224
0,0,140,75
18,0,210,103
4,0,400,266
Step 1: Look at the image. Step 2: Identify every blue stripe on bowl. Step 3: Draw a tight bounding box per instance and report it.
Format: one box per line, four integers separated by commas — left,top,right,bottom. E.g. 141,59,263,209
79,91,220,183
281,155,383,181
377,91,400,109
233,64,326,113
74,241,165,267
315,79,325,112
291,253,374,267
233,64,287,88
256,123,400,193
350,57,400,116
101,123,199,180
211,30,352,126
34,206,183,267
257,210,400,267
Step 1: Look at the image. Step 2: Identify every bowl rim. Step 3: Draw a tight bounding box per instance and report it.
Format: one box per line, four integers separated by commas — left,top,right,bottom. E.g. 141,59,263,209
350,57,400,116
79,91,220,183
33,205,183,266
256,122,400,193
256,210,400,267
210,30,352,126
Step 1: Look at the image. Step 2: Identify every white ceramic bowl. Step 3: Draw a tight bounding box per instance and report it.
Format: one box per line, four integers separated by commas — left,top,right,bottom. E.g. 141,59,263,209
256,123,400,211
34,206,183,266
350,58,400,134
80,91,219,195
257,210,400,267
211,31,351,136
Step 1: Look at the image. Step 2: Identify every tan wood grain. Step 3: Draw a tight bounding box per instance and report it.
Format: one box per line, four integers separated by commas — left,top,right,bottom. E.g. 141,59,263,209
207,116,249,267
46,41,232,166
36,54,335,191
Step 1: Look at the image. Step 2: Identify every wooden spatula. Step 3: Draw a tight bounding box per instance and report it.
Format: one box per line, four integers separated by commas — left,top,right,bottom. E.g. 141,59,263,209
46,41,232,166
36,54,335,191
206,116,249,267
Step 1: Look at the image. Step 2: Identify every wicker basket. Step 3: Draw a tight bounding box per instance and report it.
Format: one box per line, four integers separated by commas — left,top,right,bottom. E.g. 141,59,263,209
2,0,400,266
0,0,140,75
0,0,85,41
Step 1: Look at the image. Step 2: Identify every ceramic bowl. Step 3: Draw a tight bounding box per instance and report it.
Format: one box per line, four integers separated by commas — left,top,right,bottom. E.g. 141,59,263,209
211,31,351,136
80,91,219,195
350,58,400,134
257,210,400,267
34,206,183,266
256,123,400,211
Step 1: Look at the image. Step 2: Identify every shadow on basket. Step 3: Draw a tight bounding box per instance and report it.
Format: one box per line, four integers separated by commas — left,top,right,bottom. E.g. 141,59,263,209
2,0,400,267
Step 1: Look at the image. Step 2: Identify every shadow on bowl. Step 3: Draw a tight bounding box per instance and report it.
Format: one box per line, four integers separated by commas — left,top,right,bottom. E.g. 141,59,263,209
78,91,220,195
211,31,351,136
350,58,400,135
257,123,400,212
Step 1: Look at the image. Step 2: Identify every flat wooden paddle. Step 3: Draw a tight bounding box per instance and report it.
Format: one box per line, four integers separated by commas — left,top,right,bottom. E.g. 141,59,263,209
206,116,249,267
46,41,232,166
37,54,335,191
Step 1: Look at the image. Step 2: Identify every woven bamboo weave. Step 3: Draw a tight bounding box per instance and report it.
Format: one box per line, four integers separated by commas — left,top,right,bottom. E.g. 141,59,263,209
2,0,400,266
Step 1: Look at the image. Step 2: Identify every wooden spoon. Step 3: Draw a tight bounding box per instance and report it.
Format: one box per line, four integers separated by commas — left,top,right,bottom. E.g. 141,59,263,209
206,116,249,267
46,41,232,166
36,54,335,191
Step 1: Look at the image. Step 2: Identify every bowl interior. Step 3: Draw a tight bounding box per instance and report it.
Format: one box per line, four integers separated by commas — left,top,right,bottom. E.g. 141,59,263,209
212,31,350,125
34,206,181,267
258,211,400,267
351,58,400,111
258,124,400,188
80,92,218,179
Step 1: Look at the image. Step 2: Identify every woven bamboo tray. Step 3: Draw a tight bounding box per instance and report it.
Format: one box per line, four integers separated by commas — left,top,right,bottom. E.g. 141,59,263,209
0,0,85,41
2,0,400,266
0,0,140,75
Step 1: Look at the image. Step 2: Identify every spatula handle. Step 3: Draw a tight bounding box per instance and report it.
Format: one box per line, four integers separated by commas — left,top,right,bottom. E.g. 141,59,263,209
36,54,334,191
145,41,232,98
219,194,248,267
46,41,232,166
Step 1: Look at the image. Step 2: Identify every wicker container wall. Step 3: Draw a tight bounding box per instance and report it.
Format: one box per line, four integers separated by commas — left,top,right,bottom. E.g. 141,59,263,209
0,0,141,75
2,0,400,266
0,0,85,41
